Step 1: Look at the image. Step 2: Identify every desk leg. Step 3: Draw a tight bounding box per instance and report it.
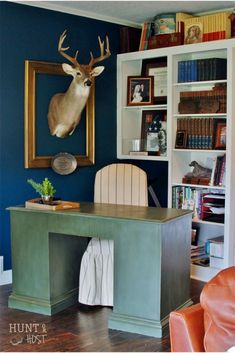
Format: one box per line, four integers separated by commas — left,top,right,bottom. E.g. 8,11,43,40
109,215,192,337
8,212,87,315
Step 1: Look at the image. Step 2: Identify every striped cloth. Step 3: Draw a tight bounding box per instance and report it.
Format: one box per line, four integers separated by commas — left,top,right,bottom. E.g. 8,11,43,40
78,238,113,306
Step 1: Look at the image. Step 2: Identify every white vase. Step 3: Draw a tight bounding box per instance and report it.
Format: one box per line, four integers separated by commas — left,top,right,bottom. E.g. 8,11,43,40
41,195,53,205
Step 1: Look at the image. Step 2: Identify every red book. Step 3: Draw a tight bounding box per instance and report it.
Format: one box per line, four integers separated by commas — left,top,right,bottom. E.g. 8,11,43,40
213,31,220,40
139,22,147,51
207,32,214,41
203,33,209,42
221,30,226,39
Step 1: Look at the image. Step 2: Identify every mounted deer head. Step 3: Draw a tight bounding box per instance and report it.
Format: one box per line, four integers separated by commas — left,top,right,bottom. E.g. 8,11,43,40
48,30,111,138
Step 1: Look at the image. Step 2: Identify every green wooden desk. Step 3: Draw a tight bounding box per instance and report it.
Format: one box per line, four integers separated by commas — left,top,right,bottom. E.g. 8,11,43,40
8,202,192,337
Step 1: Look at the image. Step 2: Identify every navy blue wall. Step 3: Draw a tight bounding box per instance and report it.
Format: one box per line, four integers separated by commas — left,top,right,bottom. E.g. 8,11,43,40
0,2,168,271
0,2,121,270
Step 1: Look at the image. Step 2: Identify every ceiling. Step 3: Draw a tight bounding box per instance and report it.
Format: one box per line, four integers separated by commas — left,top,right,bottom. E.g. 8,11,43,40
13,1,235,27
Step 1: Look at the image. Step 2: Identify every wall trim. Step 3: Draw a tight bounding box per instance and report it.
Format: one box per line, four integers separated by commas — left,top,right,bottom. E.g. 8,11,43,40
9,1,235,29
195,8,235,16
9,0,141,28
0,257,12,286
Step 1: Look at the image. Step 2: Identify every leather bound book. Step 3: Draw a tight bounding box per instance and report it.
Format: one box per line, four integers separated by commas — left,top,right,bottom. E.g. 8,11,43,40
209,118,215,149
120,27,141,53
201,118,206,149
205,118,210,149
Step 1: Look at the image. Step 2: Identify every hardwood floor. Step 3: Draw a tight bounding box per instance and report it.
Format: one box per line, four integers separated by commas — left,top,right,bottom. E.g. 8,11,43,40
0,280,205,352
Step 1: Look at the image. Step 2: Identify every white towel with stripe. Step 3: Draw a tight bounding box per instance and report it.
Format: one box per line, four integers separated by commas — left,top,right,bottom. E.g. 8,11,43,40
78,238,113,306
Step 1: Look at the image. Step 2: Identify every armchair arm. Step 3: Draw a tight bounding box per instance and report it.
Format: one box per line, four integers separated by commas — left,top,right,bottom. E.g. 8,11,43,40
169,303,205,352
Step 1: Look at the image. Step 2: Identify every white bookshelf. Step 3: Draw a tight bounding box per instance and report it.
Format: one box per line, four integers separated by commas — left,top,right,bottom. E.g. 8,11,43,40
173,113,227,118
117,39,235,281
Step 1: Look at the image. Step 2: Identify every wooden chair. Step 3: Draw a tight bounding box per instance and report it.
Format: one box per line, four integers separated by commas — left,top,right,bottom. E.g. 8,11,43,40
78,163,148,306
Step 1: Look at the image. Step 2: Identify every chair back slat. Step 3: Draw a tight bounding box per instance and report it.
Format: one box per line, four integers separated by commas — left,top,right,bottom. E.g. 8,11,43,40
94,163,148,206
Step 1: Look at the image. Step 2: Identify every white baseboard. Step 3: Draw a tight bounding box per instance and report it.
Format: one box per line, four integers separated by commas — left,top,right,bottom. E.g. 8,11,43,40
0,256,12,285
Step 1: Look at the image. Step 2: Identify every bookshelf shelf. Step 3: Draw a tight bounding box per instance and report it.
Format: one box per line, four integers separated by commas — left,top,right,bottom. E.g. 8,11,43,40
173,79,227,87
173,149,226,153
124,104,167,110
193,219,225,227
117,153,168,161
173,148,226,154
117,39,235,281
172,182,226,190
173,113,227,118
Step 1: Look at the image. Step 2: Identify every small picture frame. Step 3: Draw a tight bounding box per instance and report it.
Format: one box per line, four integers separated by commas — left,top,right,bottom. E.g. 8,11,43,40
141,58,167,104
191,227,199,246
184,22,203,44
175,130,187,148
147,132,160,153
141,110,167,155
127,76,154,106
215,123,226,149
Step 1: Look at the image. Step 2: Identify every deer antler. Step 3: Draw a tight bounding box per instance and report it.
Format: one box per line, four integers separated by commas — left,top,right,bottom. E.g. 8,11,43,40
58,30,80,67
89,35,111,67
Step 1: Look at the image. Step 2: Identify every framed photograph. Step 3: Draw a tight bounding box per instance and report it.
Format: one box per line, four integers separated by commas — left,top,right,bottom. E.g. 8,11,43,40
141,57,167,104
147,132,159,153
175,130,187,148
141,110,167,155
191,227,199,246
127,76,154,106
184,22,203,44
215,123,226,149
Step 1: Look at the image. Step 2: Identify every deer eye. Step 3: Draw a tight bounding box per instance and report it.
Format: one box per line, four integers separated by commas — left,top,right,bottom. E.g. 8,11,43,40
76,72,81,76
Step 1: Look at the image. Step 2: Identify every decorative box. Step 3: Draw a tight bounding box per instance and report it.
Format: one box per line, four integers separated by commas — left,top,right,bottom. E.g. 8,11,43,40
148,32,184,49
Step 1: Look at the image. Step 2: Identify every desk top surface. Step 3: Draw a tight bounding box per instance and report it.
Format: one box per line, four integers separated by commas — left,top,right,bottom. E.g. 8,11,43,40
8,202,191,223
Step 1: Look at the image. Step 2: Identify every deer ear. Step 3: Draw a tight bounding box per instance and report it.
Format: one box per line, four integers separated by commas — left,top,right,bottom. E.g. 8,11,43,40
91,66,105,77
62,63,75,77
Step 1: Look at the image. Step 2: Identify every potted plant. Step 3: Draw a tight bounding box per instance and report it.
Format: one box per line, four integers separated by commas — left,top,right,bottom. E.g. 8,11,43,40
27,178,56,204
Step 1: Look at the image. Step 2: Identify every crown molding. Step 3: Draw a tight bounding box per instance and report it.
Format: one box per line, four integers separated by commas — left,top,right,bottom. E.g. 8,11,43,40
195,7,234,16
9,1,141,28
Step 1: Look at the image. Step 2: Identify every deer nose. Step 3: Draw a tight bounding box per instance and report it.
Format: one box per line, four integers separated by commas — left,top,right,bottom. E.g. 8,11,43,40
85,79,92,87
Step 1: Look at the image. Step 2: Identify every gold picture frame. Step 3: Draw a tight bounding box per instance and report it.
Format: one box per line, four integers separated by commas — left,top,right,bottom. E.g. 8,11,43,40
24,60,95,168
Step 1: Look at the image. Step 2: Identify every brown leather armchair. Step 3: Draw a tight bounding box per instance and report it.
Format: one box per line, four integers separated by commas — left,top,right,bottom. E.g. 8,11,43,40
169,266,235,352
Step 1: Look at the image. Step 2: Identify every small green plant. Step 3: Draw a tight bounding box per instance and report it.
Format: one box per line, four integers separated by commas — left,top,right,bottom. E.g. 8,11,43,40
27,178,56,197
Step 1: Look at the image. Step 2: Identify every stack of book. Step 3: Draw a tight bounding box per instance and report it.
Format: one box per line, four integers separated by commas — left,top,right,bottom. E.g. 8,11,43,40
206,235,224,256
206,235,224,268
176,118,226,150
178,84,227,114
172,187,226,222
191,244,208,266
139,22,154,50
172,186,205,219
183,12,231,42
178,58,227,82
138,11,232,52
176,12,194,29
